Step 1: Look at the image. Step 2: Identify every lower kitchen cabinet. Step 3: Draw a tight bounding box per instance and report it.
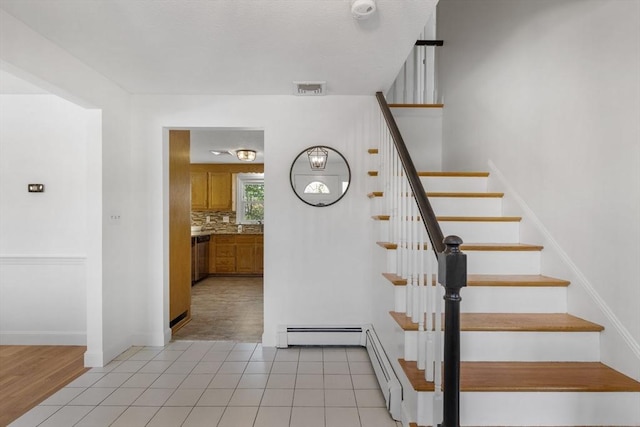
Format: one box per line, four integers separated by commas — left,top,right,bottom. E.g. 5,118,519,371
209,234,263,275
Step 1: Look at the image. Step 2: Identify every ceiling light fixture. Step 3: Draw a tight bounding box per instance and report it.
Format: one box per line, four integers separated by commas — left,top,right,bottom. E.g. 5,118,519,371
236,149,257,162
307,146,328,170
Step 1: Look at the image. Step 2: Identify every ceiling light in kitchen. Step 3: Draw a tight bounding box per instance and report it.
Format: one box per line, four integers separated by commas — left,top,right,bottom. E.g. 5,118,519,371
236,149,257,162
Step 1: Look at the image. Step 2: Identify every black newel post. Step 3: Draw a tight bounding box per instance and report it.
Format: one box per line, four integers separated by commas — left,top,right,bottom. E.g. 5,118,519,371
437,235,467,427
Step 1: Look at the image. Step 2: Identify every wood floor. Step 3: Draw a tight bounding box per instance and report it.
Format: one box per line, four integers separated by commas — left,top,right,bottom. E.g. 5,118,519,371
0,345,88,426
172,275,263,342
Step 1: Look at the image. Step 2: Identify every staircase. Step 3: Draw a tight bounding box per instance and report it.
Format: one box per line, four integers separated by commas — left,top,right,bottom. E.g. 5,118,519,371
367,106,640,426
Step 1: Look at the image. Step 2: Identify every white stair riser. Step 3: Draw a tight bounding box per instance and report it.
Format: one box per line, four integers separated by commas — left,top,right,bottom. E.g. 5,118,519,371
430,197,503,217
402,331,599,362
441,221,520,243
421,176,488,192
392,286,567,314
466,251,541,274
374,196,504,217
459,392,640,426
460,331,600,362
415,391,640,426
461,286,567,313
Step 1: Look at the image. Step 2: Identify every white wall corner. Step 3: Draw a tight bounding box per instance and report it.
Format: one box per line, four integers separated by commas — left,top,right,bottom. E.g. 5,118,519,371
84,350,104,368
277,325,288,348
487,160,640,381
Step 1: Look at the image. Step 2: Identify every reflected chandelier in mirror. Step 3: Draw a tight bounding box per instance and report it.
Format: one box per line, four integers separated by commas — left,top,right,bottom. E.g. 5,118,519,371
290,146,351,207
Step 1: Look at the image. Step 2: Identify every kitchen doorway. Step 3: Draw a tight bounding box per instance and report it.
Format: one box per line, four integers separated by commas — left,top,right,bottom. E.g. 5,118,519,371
169,127,265,342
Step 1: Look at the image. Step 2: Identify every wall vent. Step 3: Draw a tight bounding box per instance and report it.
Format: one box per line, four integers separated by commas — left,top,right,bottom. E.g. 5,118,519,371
293,81,326,96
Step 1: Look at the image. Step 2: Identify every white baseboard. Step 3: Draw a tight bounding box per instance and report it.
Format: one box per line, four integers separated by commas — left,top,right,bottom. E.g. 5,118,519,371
0,331,86,345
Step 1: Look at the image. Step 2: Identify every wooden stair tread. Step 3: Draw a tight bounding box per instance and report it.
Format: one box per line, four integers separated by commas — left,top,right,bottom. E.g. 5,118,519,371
376,241,544,251
372,215,522,222
389,104,444,108
368,191,505,198
418,171,489,177
462,243,543,251
468,274,570,287
389,311,604,332
368,171,489,177
376,241,398,250
382,272,406,285
368,148,378,154
427,192,504,198
438,216,521,222
399,359,640,392
381,273,569,287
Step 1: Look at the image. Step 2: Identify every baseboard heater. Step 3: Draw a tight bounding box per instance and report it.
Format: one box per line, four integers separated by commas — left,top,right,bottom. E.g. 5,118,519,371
277,324,402,420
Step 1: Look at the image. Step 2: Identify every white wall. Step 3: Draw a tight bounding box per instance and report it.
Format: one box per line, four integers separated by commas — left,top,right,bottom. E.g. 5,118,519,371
130,95,378,347
1,10,130,365
393,108,443,171
437,0,640,379
0,94,89,344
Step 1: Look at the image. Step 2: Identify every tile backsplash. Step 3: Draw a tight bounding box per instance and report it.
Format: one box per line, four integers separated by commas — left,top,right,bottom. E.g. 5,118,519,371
191,210,263,234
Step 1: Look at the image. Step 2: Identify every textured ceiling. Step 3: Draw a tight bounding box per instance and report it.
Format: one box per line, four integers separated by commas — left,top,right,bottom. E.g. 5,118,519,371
0,0,437,95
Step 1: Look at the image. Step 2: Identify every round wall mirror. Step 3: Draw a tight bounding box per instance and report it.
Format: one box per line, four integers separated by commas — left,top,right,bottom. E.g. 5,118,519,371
290,146,351,207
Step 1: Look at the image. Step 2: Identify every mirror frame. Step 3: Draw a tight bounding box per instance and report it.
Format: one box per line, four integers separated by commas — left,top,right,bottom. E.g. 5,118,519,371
289,146,351,207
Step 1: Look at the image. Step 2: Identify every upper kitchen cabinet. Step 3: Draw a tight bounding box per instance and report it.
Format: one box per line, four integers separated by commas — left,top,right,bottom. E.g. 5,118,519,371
190,171,209,210
208,172,232,210
191,164,264,211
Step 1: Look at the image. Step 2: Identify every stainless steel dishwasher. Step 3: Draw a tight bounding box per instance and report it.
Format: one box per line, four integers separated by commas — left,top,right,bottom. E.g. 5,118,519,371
192,234,210,283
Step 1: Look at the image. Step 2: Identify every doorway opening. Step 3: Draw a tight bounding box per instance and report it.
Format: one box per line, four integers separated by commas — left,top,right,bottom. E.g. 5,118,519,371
168,127,265,343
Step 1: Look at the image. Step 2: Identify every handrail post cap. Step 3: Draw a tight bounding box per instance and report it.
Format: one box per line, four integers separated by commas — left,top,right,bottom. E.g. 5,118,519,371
443,235,463,252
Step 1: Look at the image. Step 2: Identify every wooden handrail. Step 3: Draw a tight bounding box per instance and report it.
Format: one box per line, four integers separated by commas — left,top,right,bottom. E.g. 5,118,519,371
376,91,466,427
375,92,446,254
415,40,444,46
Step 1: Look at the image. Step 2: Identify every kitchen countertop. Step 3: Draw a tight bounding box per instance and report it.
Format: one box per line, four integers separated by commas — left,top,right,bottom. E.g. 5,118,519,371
191,230,263,237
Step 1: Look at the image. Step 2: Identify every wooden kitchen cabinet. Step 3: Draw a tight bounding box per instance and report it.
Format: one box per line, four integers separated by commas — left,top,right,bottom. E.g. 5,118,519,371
255,236,264,274
213,235,236,273
207,172,232,210
208,234,263,275
190,164,263,211
190,171,209,210
236,235,256,273
190,171,231,211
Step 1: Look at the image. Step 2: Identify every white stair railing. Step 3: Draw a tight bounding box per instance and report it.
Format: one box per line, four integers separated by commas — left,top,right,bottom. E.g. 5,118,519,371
377,104,444,423
386,19,441,105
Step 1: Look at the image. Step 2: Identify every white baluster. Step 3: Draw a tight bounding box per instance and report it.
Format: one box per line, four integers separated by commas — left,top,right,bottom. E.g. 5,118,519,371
402,62,408,104
425,249,435,381
395,154,401,277
411,201,419,324
417,225,426,370
434,265,443,406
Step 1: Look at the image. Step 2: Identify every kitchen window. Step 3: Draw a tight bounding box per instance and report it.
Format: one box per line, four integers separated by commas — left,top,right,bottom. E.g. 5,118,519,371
236,173,264,224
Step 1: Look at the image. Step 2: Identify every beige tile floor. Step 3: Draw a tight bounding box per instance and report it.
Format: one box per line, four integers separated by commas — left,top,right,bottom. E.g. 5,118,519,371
10,341,401,427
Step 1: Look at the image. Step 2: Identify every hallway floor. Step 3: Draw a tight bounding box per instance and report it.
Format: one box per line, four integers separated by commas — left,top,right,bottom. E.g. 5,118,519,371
10,341,400,427
173,276,263,342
